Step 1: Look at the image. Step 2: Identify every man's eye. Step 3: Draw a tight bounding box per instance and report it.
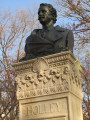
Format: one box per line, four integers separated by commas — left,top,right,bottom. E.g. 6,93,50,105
42,10,47,13
38,10,47,14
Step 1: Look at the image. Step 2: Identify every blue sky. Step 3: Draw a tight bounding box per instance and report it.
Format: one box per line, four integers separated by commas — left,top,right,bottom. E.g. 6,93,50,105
0,0,53,11
0,0,76,26
0,0,74,25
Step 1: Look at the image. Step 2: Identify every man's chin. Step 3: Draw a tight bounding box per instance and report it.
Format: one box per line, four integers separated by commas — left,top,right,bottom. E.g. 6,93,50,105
39,20,46,25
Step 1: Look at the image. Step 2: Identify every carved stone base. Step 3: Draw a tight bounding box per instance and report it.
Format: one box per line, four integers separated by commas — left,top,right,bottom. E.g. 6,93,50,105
12,51,84,120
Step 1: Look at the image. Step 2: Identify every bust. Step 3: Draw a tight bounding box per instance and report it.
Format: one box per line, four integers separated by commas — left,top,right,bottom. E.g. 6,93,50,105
20,3,74,61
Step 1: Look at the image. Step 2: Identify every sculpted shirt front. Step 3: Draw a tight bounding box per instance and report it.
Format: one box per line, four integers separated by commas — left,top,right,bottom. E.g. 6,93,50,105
25,25,74,58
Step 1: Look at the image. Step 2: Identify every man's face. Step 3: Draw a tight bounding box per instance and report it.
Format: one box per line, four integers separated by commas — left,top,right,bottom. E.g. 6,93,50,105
38,6,53,25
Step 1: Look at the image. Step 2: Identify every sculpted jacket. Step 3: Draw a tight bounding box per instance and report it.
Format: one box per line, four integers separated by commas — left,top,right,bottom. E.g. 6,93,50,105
25,25,74,59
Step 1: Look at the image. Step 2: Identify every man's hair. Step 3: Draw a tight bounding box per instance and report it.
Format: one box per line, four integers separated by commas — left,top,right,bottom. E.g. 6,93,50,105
39,3,57,24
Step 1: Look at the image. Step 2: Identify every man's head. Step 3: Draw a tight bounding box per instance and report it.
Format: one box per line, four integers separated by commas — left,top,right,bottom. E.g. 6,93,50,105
38,3,57,25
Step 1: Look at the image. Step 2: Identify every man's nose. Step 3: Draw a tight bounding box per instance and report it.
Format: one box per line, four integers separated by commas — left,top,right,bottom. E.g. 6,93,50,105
39,11,43,16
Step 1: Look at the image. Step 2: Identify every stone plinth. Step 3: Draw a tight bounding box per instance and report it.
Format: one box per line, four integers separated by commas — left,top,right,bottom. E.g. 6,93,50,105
12,51,84,120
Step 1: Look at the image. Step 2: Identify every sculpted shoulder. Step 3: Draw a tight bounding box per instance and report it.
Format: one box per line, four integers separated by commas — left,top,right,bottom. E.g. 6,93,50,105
54,25,71,33
25,29,40,43
54,25,74,39
31,29,41,35
30,25,71,35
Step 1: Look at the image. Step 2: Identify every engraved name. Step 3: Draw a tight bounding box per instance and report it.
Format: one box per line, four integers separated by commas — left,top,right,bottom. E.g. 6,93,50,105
22,102,60,117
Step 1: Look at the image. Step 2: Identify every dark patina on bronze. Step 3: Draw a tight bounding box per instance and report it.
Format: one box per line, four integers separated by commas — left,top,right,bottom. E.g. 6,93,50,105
20,3,74,61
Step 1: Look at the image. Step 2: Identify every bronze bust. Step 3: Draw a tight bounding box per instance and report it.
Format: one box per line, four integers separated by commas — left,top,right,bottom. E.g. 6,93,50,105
20,3,74,61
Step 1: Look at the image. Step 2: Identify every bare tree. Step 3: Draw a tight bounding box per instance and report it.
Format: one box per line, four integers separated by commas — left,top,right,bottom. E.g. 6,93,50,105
0,8,39,120
54,0,90,119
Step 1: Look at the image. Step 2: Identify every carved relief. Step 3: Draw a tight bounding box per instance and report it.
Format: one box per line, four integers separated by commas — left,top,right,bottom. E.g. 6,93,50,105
14,52,84,99
16,58,72,99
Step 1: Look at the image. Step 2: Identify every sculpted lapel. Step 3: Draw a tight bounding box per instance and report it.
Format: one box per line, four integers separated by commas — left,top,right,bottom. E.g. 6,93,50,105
36,26,65,42
52,26,65,41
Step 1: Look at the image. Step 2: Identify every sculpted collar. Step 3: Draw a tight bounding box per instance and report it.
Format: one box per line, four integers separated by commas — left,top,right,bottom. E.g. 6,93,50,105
54,25,65,32
31,25,65,41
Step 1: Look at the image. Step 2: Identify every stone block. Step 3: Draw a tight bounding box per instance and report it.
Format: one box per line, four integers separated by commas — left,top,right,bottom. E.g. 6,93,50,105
12,51,84,120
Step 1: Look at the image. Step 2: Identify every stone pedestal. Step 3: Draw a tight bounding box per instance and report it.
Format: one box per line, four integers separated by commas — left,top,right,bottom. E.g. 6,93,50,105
12,51,84,120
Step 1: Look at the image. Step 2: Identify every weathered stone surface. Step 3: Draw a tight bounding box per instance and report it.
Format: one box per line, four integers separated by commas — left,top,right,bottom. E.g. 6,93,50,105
12,51,84,120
